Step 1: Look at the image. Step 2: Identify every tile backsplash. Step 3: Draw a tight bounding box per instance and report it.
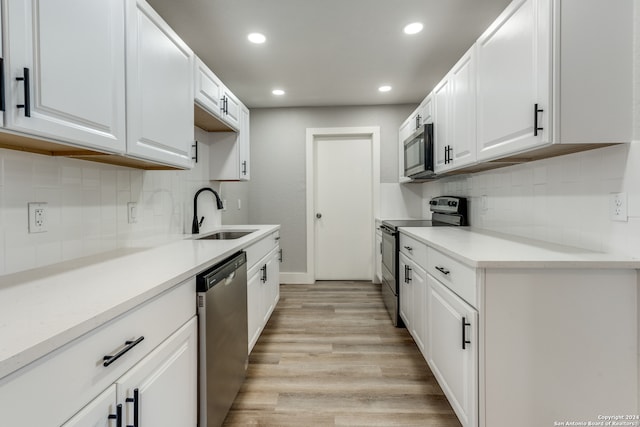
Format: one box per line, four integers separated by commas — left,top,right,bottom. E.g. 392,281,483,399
0,127,223,275
421,143,640,257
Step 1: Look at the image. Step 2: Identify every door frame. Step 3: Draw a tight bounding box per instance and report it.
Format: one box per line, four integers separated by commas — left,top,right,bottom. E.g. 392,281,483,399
305,126,380,283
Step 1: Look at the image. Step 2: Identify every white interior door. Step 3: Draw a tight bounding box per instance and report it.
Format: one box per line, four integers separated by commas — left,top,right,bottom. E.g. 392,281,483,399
314,135,373,280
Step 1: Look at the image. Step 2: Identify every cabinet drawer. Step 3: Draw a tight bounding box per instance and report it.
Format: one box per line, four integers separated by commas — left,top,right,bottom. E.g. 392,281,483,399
246,231,280,269
0,279,196,427
399,233,427,267
427,247,477,307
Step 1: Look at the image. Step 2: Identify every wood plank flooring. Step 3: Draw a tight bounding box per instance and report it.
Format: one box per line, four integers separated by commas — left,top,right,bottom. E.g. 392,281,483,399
223,281,462,427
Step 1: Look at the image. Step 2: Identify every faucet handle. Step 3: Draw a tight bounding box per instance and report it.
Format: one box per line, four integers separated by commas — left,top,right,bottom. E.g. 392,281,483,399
198,216,205,228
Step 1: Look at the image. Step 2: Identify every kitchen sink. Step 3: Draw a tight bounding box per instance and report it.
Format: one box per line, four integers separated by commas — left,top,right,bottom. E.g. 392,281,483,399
197,230,256,240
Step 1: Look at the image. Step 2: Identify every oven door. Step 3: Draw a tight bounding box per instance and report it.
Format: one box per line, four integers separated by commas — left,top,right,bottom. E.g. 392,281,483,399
380,225,396,278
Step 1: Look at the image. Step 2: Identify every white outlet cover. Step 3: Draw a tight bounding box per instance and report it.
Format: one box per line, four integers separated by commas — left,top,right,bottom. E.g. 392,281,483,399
127,202,137,224
609,192,628,222
28,202,47,233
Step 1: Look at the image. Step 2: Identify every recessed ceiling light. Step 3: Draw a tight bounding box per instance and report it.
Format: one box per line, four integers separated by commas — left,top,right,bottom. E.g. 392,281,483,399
378,85,392,92
403,22,423,35
248,33,266,44
272,89,285,96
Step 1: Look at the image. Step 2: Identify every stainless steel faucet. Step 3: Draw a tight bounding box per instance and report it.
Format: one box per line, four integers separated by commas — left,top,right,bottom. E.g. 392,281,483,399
192,187,224,234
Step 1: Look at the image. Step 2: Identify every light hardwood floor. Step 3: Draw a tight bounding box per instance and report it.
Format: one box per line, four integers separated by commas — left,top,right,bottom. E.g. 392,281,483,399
223,281,462,427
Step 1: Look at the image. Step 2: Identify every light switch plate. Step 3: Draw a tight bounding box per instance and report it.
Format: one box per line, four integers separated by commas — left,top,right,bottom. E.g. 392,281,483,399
127,202,138,224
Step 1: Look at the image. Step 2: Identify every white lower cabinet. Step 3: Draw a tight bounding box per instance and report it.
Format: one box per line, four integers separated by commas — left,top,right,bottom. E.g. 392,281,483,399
246,231,281,353
116,318,197,427
426,274,478,427
61,385,118,427
0,279,196,427
400,254,427,355
398,231,638,427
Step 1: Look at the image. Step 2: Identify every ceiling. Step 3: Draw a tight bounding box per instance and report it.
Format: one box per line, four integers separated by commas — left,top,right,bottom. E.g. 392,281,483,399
147,0,512,109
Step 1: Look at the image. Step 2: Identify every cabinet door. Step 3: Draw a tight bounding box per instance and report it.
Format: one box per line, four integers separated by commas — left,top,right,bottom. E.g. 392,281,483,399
238,105,250,181
433,77,451,172
62,385,118,427
222,87,240,129
0,4,4,128
398,253,412,329
262,248,280,324
410,262,427,356
427,275,478,427
421,94,433,125
194,57,224,118
375,231,382,283
126,0,195,168
449,46,476,169
247,267,262,353
4,0,126,152
476,0,551,162
117,318,197,427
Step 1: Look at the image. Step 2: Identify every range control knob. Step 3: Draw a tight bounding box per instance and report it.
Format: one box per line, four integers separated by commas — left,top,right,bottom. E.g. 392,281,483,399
448,201,457,207
429,200,438,205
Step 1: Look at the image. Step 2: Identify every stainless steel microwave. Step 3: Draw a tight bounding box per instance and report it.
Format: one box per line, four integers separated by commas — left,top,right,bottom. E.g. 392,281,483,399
403,123,435,179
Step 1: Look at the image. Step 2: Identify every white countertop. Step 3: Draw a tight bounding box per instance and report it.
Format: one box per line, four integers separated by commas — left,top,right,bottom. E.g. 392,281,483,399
400,227,640,269
0,224,279,380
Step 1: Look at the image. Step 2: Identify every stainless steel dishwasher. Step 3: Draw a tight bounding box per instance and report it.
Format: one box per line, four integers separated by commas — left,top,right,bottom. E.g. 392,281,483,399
197,251,248,427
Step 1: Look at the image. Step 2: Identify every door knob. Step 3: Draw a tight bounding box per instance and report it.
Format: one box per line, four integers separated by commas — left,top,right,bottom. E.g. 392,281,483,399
316,213,322,219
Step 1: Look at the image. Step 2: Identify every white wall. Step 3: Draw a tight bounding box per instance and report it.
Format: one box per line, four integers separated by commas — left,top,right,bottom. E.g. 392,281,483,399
420,144,640,256
246,104,416,274
0,127,223,275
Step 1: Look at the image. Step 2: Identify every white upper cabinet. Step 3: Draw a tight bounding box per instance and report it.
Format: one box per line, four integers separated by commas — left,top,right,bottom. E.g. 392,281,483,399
476,0,632,162
194,57,224,121
222,87,241,130
448,46,476,169
476,0,550,161
209,103,250,181
4,0,126,153
433,77,451,171
0,4,4,128
125,0,195,169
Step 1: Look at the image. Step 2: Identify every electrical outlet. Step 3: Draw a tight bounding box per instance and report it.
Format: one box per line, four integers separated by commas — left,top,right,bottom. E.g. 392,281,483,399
222,199,227,211
610,192,628,222
481,195,489,213
28,202,47,233
127,202,137,224
237,199,242,210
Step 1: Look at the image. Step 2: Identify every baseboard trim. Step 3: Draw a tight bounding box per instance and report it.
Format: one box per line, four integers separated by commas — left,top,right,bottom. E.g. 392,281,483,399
280,272,314,284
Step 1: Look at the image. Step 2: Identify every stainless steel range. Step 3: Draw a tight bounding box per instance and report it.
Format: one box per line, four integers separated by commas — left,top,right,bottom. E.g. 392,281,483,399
380,196,467,327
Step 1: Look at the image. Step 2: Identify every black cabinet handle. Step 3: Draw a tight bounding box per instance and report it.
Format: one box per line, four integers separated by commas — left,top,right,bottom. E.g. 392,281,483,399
406,266,412,282
103,336,145,367
16,67,30,117
279,248,283,262
241,160,247,175
125,388,139,427
108,404,123,427
534,103,544,136
0,57,5,112
415,114,421,129
260,265,267,283
435,265,450,276
192,140,198,163
462,317,471,350
403,245,413,252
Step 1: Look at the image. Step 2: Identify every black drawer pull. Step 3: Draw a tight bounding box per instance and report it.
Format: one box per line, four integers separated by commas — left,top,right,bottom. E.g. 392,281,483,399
242,160,247,175
16,68,30,117
103,336,145,367
403,245,413,252
462,317,471,350
435,266,450,275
